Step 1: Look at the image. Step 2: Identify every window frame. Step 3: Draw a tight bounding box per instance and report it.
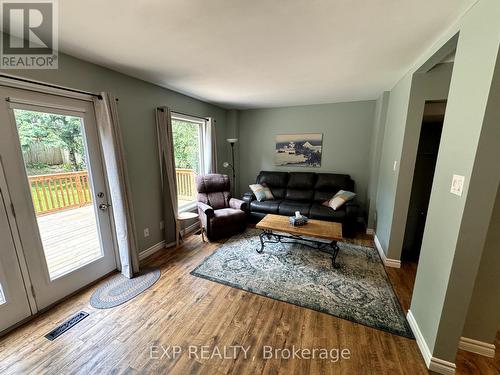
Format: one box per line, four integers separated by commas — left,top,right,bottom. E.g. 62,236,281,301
171,112,206,213
0,282,6,305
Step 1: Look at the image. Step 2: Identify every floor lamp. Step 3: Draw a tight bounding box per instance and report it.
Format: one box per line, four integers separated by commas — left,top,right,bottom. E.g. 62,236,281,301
224,138,238,196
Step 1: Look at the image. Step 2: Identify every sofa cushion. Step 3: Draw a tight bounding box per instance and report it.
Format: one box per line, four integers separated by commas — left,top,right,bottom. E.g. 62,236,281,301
287,172,316,189
309,203,347,221
286,189,314,202
196,174,230,193
196,174,230,209
266,187,286,200
211,208,246,226
278,200,311,216
313,173,354,202
207,208,246,240
205,191,230,210
250,200,282,214
256,171,288,199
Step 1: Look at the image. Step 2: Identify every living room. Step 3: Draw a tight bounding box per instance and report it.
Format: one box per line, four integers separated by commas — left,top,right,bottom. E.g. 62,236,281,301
0,1,499,374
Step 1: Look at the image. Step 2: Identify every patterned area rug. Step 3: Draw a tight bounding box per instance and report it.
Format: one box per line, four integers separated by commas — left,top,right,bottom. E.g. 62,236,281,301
90,268,160,309
191,229,413,338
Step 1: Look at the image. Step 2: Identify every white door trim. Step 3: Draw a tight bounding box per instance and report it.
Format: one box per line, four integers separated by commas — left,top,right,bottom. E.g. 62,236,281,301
0,163,33,332
0,157,37,313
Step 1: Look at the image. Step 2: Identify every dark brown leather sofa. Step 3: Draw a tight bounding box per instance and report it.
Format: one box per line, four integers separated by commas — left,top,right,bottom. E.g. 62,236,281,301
243,171,358,237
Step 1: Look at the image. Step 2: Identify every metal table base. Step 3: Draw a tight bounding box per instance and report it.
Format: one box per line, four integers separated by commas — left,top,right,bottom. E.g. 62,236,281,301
257,229,341,268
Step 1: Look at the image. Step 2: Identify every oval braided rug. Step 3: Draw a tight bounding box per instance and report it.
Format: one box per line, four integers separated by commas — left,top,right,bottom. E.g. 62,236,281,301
90,268,161,309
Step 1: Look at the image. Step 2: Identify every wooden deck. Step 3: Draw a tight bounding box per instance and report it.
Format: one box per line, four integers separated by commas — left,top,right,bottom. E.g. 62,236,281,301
37,205,103,280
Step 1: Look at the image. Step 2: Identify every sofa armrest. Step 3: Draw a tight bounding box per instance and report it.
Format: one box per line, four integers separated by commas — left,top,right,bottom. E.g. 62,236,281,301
197,202,215,218
242,192,255,211
229,198,247,211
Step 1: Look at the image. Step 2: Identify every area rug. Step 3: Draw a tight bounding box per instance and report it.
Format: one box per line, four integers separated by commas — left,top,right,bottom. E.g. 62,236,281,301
191,229,413,338
90,268,160,309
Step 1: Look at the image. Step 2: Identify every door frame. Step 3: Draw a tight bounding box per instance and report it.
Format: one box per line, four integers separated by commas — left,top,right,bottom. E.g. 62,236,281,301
0,157,37,314
0,78,120,312
0,75,122,275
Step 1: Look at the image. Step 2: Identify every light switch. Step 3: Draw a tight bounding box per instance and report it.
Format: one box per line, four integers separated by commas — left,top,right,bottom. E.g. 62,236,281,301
450,175,465,196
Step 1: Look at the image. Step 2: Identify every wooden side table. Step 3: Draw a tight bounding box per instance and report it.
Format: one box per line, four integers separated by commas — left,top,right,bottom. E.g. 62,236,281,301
176,211,205,248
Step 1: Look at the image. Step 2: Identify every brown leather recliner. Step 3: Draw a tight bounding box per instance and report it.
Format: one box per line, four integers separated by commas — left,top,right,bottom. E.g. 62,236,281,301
196,174,247,241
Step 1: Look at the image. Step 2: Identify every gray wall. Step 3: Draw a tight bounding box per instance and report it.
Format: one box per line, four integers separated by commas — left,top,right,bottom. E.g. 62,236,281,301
462,185,500,344
375,63,453,259
369,0,500,363
366,91,389,230
1,52,228,253
409,0,500,361
237,101,376,213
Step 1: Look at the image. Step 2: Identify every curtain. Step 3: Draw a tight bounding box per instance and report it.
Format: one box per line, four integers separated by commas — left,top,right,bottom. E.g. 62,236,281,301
155,107,178,241
94,93,139,278
202,118,217,174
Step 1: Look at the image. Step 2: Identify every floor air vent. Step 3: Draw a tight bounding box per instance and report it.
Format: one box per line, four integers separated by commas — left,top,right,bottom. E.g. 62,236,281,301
45,311,89,341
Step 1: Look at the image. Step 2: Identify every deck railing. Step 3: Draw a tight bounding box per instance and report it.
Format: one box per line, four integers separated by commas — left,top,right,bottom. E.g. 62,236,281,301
28,171,92,216
29,169,197,216
176,168,196,201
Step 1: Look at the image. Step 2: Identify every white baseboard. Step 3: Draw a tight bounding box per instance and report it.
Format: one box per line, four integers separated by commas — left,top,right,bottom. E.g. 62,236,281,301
139,223,201,261
407,310,433,366
407,310,457,375
459,337,496,358
366,228,375,235
429,357,457,375
139,240,175,261
374,235,401,268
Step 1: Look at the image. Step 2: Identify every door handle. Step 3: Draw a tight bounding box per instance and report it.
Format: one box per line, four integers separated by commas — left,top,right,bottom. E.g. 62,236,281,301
98,203,111,211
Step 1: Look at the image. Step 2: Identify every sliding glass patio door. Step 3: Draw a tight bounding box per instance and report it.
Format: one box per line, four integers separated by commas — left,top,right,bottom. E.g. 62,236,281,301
0,86,116,311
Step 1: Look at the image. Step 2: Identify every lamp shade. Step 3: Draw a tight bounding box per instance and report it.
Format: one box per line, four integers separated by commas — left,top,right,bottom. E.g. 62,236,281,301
226,138,238,143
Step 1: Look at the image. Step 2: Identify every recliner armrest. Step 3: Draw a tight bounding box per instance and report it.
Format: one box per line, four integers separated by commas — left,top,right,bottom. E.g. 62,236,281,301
197,202,215,217
229,198,247,211
242,192,255,211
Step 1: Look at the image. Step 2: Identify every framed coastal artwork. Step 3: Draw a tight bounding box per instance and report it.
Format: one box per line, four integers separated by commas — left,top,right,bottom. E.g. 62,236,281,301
275,133,323,167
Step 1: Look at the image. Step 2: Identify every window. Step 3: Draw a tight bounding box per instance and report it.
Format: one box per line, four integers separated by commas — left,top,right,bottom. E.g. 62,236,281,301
172,113,205,211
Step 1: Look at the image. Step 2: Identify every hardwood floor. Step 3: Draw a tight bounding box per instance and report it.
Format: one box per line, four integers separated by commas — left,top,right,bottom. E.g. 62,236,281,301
0,232,497,374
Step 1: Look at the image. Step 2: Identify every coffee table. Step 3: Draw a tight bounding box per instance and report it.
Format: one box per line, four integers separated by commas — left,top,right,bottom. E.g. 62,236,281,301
255,214,343,268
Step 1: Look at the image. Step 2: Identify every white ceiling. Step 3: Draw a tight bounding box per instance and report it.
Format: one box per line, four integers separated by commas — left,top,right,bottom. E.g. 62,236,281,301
57,0,476,109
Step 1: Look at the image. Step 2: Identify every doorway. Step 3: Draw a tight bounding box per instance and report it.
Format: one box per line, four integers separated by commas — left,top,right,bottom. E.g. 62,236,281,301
402,101,445,262
0,85,116,328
